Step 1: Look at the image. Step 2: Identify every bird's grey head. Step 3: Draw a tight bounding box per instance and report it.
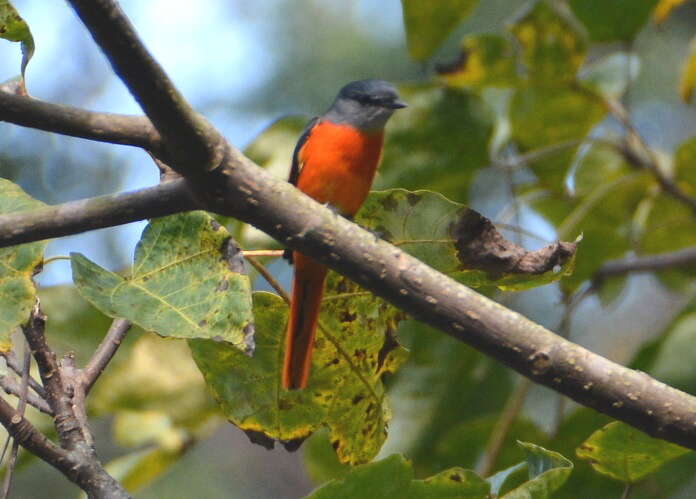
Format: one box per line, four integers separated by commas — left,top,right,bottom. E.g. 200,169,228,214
324,79,407,130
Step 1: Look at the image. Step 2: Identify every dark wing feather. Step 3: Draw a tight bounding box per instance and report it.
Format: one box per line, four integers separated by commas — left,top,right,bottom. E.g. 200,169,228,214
288,116,320,186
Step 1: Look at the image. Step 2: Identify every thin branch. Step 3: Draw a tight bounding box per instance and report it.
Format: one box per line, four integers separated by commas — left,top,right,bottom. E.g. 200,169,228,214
243,250,285,258
0,375,52,415
82,318,131,394
594,247,696,283
20,304,129,498
1,345,32,498
245,256,290,303
22,304,81,450
0,397,67,469
608,99,696,215
0,351,45,399
67,0,224,177
0,179,197,247
0,90,162,152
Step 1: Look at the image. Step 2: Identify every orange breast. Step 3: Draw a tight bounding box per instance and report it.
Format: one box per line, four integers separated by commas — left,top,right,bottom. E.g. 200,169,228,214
296,121,384,216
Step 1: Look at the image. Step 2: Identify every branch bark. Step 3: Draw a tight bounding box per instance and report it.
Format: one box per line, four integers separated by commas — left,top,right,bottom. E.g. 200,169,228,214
0,91,161,152
0,179,197,247
594,247,696,283
83,318,131,394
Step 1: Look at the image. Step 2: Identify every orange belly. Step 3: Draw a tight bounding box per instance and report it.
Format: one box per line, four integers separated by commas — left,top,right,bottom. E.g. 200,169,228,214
296,121,384,216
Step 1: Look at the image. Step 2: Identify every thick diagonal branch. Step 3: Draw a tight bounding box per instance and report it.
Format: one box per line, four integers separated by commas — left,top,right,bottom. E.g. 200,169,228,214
67,0,224,177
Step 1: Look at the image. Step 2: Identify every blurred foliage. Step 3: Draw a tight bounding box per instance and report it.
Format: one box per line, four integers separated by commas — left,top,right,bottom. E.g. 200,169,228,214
3,0,696,497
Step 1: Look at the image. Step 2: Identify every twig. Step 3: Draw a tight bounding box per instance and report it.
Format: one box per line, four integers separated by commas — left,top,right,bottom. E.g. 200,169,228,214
594,247,696,284
0,351,45,399
82,318,131,394
245,256,290,303
242,250,285,258
608,99,696,215
0,375,52,415
22,303,81,449
1,345,32,498
19,303,129,497
42,255,72,266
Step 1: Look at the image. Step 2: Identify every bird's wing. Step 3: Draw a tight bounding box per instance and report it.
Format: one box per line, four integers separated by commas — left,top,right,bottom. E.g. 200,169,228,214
288,116,320,186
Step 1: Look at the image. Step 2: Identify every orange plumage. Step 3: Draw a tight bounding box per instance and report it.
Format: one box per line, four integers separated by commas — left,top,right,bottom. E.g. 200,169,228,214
282,121,384,390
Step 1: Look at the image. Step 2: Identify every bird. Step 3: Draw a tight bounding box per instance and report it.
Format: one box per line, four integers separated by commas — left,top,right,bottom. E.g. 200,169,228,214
282,79,407,390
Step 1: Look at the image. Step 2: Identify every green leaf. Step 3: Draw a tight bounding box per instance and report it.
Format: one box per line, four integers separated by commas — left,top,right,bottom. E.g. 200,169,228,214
502,442,574,498
0,1,34,77
357,189,577,290
401,0,480,61
569,0,658,42
378,84,494,203
637,193,696,290
509,84,606,191
576,422,690,482
308,454,490,498
437,34,517,89
190,290,407,465
71,211,254,350
674,136,696,195
510,0,586,83
0,178,46,351
654,0,692,24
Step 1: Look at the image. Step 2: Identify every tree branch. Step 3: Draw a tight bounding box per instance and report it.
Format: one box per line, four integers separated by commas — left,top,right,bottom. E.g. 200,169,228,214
0,375,52,415
594,247,696,283
20,304,130,498
67,0,224,177
0,90,162,152
0,179,197,247
82,318,131,394
1,350,46,399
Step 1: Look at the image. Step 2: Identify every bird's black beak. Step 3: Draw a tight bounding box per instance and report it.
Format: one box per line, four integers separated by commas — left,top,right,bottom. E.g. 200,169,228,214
387,99,408,109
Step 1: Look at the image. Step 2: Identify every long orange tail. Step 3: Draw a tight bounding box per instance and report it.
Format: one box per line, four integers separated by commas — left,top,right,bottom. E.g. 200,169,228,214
282,252,328,390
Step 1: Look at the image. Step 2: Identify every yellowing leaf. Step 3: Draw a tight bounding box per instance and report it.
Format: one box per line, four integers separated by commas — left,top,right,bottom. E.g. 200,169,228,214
679,37,696,102
0,0,34,78
437,34,517,89
510,0,586,83
654,0,693,24
401,0,480,61
577,422,690,482
0,178,46,351
190,291,407,465
71,211,254,351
